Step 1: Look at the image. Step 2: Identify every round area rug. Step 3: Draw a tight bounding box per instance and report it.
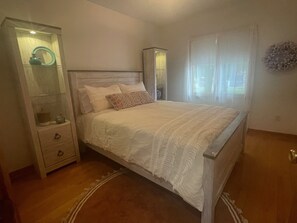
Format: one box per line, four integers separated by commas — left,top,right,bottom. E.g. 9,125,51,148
63,169,247,223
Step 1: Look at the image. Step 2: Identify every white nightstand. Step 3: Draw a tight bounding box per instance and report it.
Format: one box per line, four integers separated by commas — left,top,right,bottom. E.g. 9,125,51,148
37,121,78,173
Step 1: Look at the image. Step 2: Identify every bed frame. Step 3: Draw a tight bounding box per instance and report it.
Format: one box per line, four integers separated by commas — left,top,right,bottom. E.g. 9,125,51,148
68,70,247,223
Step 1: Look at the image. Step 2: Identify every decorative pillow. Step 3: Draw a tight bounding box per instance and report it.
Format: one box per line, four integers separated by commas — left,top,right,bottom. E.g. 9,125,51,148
78,88,93,114
118,82,146,93
85,85,121,112
130,91,154,104
106,91,154,111
105,93,135,110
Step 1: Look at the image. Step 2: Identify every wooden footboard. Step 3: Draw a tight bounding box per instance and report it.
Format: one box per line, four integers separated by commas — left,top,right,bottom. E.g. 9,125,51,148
202,112,247,223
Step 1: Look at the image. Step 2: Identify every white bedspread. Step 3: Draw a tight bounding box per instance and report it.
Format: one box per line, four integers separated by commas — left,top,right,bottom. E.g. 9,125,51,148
78,101,238,211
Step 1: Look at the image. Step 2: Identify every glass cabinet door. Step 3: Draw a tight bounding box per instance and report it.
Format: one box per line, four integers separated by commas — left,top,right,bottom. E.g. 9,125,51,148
155,50,167,100
15,28,68,126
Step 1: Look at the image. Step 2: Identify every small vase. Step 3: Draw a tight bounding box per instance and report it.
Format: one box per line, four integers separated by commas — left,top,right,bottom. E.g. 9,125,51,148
157,88,162,100
37,112,51,126
55,114,66,124
29,53,42,65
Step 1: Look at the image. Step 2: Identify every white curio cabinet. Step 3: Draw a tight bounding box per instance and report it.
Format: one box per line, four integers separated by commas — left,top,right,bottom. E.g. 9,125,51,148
143,47,168,100
1,17,80,178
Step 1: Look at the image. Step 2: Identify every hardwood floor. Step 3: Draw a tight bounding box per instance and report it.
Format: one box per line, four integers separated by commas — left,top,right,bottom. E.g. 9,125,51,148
11,152,121,223
224,130,297,223
12,130,297,223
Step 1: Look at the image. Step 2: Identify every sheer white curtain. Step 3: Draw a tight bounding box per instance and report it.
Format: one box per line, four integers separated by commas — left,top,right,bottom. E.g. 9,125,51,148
187,26,257,111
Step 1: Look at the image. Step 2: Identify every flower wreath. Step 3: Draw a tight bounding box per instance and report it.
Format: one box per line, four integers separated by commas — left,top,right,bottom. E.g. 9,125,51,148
263,41,297,72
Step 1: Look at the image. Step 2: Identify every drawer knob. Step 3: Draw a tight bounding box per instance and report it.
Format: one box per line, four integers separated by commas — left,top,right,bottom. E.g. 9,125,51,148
57,150,64,157
54,133,61,140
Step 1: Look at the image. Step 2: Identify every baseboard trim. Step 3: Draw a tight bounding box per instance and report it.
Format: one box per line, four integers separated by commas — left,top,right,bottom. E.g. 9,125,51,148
9,165,34,182
248,128,297,138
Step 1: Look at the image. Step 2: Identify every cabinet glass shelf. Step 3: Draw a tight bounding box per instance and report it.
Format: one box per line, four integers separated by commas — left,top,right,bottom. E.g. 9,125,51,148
30,92,66,98
23,64,62,67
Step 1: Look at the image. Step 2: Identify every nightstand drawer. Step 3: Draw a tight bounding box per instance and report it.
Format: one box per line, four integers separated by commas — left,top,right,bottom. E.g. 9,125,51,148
38,123,73,149
42,142,75,167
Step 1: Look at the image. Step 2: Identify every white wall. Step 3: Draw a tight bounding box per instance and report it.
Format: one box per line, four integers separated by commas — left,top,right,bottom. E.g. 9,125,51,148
160,0,297,135
0,35,33,172
0,0,160,172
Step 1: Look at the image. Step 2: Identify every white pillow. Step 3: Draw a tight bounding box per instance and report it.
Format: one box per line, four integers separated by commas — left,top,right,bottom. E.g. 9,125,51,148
78,88,93,114
85,85,121,112
118,82,146,93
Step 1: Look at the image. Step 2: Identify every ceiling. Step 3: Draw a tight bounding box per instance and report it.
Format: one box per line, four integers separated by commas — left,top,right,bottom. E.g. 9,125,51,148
88,0,236,26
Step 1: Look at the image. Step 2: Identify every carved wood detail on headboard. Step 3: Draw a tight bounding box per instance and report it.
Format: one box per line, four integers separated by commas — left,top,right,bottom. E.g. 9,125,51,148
68,70,143,119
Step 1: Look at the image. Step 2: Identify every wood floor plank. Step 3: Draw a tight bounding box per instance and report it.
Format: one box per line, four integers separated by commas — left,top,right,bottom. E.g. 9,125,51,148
12,151,121,223
224,130,297,223
12,130,297,223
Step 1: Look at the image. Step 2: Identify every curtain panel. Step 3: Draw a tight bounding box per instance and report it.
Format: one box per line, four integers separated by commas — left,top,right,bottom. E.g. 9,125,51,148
187,26,257,111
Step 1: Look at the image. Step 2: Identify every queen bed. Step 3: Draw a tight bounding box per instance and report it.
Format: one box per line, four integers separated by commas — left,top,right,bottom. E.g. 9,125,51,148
68,70,247,223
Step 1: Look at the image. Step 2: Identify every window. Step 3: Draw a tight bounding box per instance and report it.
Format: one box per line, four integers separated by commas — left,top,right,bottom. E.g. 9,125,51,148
187,26,257,111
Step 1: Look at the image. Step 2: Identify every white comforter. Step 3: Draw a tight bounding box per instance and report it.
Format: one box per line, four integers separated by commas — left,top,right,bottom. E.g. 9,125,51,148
79,101,238,211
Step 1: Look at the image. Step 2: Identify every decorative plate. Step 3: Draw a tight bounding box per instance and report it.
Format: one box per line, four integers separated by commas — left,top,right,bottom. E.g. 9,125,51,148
263,41,297,72
32,46,56,66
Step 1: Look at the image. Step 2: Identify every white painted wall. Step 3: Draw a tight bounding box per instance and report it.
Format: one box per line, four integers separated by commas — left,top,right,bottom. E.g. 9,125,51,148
0,35,33,172
160,0,297,135
0,0,160,172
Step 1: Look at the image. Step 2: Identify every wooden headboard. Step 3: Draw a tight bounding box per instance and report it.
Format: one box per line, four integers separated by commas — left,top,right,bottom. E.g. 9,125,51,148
68,70,143,119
